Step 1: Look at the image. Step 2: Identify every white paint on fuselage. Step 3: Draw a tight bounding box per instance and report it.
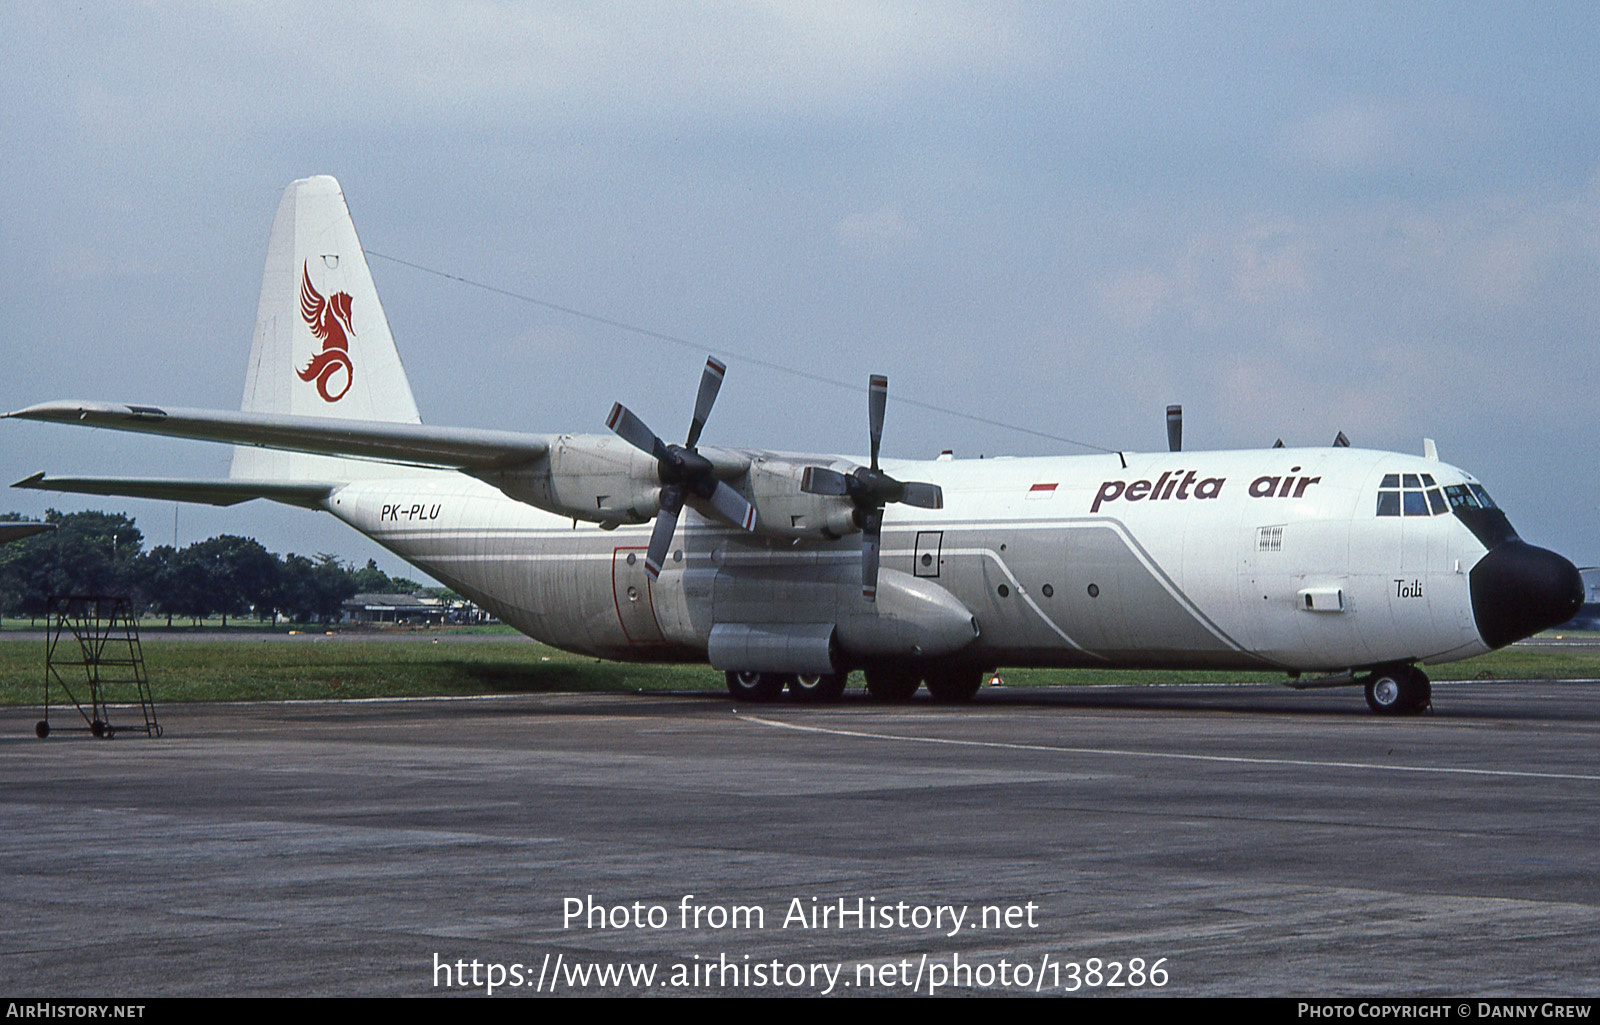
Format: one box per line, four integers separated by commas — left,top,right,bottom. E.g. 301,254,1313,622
325,445,1495,673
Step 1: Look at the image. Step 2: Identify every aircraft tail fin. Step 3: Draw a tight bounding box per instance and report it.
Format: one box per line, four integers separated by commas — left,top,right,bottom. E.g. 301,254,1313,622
231,175,424,481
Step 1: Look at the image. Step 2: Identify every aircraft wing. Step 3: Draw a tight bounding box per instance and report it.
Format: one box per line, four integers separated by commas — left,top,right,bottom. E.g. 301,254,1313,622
12,472,337,510
0,521,55,544
6,401,552,472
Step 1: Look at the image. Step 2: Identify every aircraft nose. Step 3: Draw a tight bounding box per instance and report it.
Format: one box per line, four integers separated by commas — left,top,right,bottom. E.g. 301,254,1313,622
1469,540,1584,649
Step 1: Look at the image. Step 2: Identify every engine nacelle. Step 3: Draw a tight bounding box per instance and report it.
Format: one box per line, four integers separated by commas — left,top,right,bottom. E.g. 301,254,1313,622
479,433,661,527
478,437,857,539
741,455,859,541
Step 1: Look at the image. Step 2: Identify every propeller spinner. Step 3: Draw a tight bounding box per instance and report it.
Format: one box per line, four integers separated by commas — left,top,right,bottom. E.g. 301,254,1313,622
800,374,943,601
606,357,756,578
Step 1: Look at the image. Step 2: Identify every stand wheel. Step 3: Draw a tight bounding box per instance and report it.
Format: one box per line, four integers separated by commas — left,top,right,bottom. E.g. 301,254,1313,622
90,720,106,738
35,721,49,739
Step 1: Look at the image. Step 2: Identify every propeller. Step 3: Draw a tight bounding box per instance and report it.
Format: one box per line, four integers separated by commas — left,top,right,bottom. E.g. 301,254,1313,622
606,357,756,578
800,374,943,601
1166,404,1182,452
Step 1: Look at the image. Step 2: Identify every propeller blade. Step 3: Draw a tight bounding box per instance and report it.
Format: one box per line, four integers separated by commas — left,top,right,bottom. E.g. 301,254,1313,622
868,374,887,470
860,510,882,601
800,466,851,496
644,485,685,578
706,480,757,532
685,356,726,449
1166,404,1182,452
1272,439,1285,448
607,403,664,458
1333,431,1350,448
898,481,943,509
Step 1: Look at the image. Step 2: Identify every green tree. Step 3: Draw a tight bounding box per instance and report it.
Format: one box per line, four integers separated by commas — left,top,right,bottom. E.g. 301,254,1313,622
0,509,143,619
138,545,183,626
276,553,357,624
350,558,422,595
174,536,282,627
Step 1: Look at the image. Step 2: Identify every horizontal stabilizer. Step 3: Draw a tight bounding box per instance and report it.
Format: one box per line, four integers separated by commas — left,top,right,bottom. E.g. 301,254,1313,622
7,401,550,472
13,472,337,510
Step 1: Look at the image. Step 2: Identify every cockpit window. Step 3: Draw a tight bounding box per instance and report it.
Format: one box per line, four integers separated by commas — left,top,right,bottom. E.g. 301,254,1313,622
1447,481,1518,548
1379,474,1453,517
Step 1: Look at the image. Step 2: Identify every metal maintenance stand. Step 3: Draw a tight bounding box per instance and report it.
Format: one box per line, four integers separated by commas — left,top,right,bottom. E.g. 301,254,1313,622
37,595,161,739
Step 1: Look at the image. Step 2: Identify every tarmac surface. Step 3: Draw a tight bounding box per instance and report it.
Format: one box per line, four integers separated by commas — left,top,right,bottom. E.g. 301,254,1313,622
3,680,1599,997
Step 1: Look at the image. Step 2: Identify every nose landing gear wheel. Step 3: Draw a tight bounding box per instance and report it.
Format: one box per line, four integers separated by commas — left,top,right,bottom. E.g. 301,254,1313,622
1364,666,1432,715
725,670,785,703
788,672,848,703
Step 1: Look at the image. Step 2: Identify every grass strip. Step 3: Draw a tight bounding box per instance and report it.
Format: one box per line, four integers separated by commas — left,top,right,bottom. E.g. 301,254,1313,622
2,636,1598,705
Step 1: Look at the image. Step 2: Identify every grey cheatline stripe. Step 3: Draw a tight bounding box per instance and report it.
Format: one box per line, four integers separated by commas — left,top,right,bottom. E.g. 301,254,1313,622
737,715,1600,783
1091,518,1248,654
939,545,1102,658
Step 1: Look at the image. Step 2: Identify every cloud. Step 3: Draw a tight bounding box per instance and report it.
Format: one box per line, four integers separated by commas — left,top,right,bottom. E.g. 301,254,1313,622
835,205,918,255
1278,95,1490,176
18,2,1037,142
1092,219,1315,332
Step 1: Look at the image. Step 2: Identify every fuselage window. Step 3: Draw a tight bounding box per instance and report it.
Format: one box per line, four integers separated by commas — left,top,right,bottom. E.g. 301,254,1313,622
1427,488,1448,514
1402,490,1429,516
1377,490,1401,516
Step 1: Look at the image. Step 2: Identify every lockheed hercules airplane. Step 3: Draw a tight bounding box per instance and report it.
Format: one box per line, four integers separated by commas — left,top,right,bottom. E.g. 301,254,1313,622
8,177,1583,714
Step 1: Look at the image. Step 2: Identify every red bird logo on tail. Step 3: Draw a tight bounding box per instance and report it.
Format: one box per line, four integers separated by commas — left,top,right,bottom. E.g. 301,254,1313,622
298,262,355,402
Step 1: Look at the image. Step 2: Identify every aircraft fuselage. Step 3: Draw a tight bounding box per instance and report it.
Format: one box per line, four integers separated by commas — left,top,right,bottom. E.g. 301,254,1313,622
327,443,1574,676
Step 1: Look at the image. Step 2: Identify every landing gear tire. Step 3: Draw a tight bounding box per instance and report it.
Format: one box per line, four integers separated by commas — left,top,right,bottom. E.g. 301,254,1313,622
924,666,983,703
788,672,848,704
864,665,921,702
1364,666,1431,715
726,670,785,703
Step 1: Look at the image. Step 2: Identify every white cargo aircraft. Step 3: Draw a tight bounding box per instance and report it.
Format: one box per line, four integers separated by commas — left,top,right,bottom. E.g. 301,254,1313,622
8,177,1583,714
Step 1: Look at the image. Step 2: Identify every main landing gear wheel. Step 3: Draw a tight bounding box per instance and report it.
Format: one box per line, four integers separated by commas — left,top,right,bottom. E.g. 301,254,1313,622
924,666,983,703
1364,666,1432,715
864,665,921,702
726,670,785,703
788,672,848,704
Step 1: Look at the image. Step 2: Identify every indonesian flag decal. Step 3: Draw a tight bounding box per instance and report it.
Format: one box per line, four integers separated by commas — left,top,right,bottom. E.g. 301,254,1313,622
298,262,355,402
1028,482,1058,499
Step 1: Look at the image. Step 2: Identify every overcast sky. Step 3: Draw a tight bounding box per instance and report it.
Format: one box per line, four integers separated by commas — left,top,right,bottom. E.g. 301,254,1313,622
2,2,1597,575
